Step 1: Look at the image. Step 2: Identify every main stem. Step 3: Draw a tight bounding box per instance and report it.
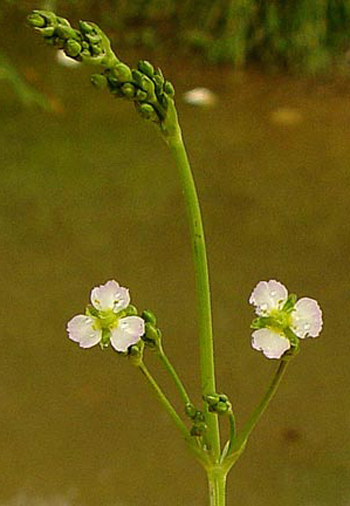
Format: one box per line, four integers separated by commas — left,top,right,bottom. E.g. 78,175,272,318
166,126,220,461
208,469,227,506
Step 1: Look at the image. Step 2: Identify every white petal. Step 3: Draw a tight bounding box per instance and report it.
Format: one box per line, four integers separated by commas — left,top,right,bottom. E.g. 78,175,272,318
67,314,101,348
291,297,323,338
90,280,130,313
249,280,288,315
251,328,290,359
110,316,145,352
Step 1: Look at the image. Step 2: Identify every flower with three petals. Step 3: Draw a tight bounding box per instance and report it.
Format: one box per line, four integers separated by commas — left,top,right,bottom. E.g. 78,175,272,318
249,280,323,359
67,280,145,352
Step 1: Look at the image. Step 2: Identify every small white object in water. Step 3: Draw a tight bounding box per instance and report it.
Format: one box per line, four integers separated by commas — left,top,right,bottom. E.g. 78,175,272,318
183,87,217,106
56,50,80,68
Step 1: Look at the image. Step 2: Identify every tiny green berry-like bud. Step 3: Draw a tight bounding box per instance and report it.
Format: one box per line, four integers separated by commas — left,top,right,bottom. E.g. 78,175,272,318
65,39,82,58
112,63,132,83
137,60,155,78
56,25,75,40
135,89,148,102
128,340,145,366
124,305,138,316
137,103,159,122
185,403,197,419
79,20,95,34
91,73,108,89
144,322,159,341
164,81,175,97
121,83,136,99
27,13,46,28
41,26,55,38
141,309,157,326
190,421,207,437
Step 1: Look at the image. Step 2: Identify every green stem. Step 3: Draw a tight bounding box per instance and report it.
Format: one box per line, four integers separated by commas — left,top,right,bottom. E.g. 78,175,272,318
157,343,192,405
225,360,289,467
207,469,227,506
227,410,236,454
166,123,220,461
137,361,207,465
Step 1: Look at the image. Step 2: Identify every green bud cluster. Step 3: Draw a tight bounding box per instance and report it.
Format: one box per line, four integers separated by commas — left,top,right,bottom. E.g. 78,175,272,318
28,11,176,129
185,403,208,437
141,310,162,349
27,10,114,65
97,59,175,124
203,393,232,415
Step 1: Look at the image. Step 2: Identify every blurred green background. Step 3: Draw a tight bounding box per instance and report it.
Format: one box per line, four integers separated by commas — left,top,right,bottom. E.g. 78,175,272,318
1,1,350,505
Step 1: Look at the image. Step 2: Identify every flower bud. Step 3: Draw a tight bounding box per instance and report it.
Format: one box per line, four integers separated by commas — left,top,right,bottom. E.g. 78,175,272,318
164,81,175,97
142,322,160,348
56,25,76,40
137,60,154,78
121,83,136,99
128,340,144,366
90,43,103,56
124,305,138,316
185,403,197,419
91,73,108,89
141,309,157,326
27,13,46,28
41,26,55,38
190,421,207,437
79,20,95,34
65,39,82,58
137,103,159,122
135,89,148,101
111,63,132,83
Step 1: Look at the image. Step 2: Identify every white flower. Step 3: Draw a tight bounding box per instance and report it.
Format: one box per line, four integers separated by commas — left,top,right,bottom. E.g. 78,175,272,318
249,280,288,316
291,297,323,339
110,316,145,352
251,328,291,360
67,280,144,352
67,314,101,349
90,280,130,313
249,279,323,359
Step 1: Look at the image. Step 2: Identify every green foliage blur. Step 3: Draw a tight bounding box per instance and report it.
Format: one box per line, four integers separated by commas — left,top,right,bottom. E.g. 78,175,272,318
3,0,350,73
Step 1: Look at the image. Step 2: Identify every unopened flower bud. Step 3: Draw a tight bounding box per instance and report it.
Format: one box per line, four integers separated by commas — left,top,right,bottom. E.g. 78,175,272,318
65,39,82,58
124,305,138,316
135,89,148,101
185,403,197,419
91,73,108,89
56,25,75,40
121,83,136,99
128,340,144,366
190,421,207,437
142,322,160,348
137,60,154,78
27,13,46,28
91,43,103,56
112,63,132,83
137,103,159,122
141,309,157,326
164,81,175,97
41,26,55,38
79,20,95,34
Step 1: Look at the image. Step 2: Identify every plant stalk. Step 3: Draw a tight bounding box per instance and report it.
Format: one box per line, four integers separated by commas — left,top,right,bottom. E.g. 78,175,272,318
166,124,220,461
207,468,227,506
